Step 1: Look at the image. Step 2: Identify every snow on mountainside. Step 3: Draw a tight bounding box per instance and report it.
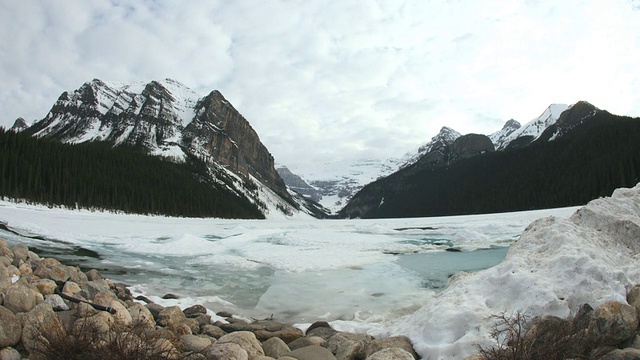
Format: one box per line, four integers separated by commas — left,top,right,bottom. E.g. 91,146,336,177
489,119,521,150
497,103,569,150
286,158,404,214
24,78,312,219
401,126,462,168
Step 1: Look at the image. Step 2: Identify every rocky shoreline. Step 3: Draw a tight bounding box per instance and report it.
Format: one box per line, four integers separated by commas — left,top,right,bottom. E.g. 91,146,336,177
3,238,640,360
0,239,419,360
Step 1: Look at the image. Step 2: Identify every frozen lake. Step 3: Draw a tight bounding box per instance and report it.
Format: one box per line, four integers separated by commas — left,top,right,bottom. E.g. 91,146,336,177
0,200,575,326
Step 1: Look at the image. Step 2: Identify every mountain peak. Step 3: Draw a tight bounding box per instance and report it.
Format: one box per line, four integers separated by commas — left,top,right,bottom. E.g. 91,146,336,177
9,117,28,132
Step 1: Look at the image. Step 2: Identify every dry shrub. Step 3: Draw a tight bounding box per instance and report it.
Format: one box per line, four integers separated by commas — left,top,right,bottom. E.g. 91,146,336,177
476,311,529,360
28,315,193,360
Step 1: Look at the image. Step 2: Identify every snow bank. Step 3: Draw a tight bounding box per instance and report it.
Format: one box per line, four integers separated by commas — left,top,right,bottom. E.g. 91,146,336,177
391,184,640,359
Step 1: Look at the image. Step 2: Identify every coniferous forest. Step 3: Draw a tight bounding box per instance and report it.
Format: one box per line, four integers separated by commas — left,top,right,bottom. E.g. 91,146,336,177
0,128,264,219
341,111,640,218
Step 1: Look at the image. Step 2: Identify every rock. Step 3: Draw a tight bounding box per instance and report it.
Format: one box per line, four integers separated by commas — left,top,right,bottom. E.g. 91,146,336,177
146,303,165,320
202,324,227,339
79,279,111,299
573,303,594,333
163,293,180,299
262,337,290,358
76,302,100,317
18,262,32,276
220,320,303,343
181,334,213,352
155,338,181,359
195,314,213,327
216,311,234,318
49,265,71,282
85,269,104,281
184,304,208,318
628,285,640,323
207,342,249,360
44,294,70,311
305,322,337,341
364,336,416,359
31,278,57,296
599,348,640,360
589,301,638,346
285,345,337,360
0,347,21,360
72,311,114,339
158,305,187,328
4,283,40,313
0,305,21,347
128,302,156,328
10,244,28,267
463,355,487,360
67,266,88,283
217,331,265,359
326,333,363,360
365,348,415,360
56,309,78,334
62,281,82,296
184,318,201,334
523,315,572,359
288,336,325,350
621,334,640,350
22,303,66,355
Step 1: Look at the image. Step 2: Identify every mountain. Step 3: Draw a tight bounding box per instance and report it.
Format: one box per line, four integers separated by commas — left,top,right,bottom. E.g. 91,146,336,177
340,101,640,218
488,119,521,150
276,166,322,202
18,78,316,219
9,117,29,132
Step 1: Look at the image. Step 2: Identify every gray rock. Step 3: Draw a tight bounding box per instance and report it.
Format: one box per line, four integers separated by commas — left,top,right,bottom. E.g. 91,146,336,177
220,320,303,343
157,305,187,328
364,336,417,359
85,269,104,281
184,304,208,318
261,337,290,358
288,336,325,351
286,345,337,360
365,348,415,360
573,303,594,333
599,348,640,360
326,333,363,360
10,244,28,267
181,334,213,352
128,302,156,328
67,266,88,283
0,347,21,360
44,294,70,311
207,342,249,360
0,305,22,347
628,285,640,323
202,324,227,339
523,315,572,359
305,322,336,340
4,283,40,313
22,303,66,355
217,331,265,359
589,301,638,346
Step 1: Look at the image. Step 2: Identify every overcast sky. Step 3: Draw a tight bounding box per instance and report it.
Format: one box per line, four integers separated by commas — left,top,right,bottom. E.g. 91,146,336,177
1,1,639,168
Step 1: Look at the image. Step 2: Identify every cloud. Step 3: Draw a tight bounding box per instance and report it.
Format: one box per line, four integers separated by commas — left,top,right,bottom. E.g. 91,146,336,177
1,0,639,168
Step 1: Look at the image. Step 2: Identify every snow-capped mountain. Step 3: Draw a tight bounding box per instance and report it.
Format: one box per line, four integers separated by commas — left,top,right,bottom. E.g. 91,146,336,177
9,117,29,132
23,78,316,219
489,119,521,150
401,126,462,168
496,103,569,150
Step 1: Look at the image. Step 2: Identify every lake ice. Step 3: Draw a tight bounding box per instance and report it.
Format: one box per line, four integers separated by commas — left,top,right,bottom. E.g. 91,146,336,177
3,186,639,360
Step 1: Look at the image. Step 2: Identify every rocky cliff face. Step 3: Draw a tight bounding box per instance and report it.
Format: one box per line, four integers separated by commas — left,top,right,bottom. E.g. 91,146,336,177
489,119,521,150
9,117,28,132
451,134,495,161
23,78,299,217
276,166,322,202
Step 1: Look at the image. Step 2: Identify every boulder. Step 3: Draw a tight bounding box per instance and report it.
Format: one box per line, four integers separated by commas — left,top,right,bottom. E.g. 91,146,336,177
207,342,249,360
31,279,57,296
184,304,208,318
4,283,40,313
202,324,227,339
364,336,417,359
589,301,638,346
157,305,187,328
62,281,82,296
285,345,337,360
10,244,28,266
326,333,363,360
288,336,325,350
0,347,21,360
365,348,415,360
305,322,337,340
67,266,88,283
261,337,290,358
217,331,265,359
72,311,114,338
22,303,66,355
599,348,640,360
48,265,71,282
128,302,156,328
627,285,640,323
85,269,104,281
220,320,303,343
181,334,213,352
572,303,594,332
44,294,70,311
0,305,21,347
523,315,572,359
146,303,166,320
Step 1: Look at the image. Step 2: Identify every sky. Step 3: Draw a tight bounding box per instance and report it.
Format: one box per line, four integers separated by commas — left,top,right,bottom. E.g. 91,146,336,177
1,0,639,168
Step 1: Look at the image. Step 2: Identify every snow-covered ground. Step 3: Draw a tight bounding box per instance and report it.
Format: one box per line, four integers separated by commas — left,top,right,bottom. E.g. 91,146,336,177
2,185,638,359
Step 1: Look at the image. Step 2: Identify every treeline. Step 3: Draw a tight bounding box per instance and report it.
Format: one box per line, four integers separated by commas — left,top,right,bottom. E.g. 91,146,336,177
0,128,264,219
341,112,640,218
